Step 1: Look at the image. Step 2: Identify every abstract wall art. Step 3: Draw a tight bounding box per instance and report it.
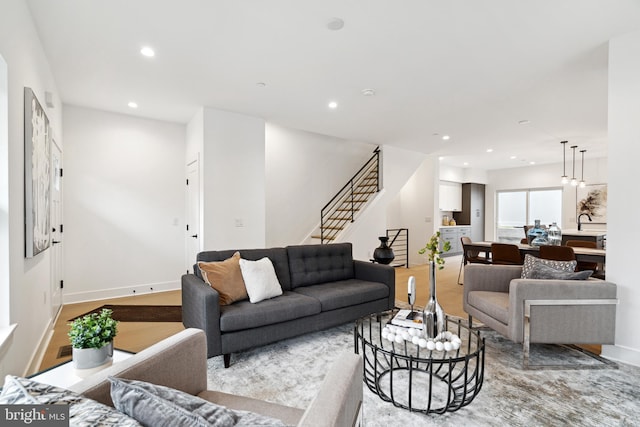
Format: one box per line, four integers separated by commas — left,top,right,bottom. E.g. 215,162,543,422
24,87,51,257
576,184,607,224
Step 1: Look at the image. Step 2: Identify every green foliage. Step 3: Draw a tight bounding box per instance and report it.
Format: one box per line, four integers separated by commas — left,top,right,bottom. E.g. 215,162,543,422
418,231,451,270
68,308,118,349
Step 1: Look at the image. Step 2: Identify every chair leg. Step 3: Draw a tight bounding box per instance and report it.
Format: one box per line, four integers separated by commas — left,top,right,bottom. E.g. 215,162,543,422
223,354,231,368
457,258,464,285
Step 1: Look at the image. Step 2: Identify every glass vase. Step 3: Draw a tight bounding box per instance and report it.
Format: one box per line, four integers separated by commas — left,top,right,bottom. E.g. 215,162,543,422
423,261,445,339
547,222,562,246
527,219,549,247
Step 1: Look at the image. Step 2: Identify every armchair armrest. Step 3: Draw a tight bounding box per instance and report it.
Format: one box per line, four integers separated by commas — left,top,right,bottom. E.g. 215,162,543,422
463,264,522,307
298,352,363,427
70,329,208,407
508,278,617,343
354,260,395,310
181,274,222,357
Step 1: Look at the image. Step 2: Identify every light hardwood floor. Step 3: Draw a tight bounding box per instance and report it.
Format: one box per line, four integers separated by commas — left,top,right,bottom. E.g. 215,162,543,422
36,256,468,373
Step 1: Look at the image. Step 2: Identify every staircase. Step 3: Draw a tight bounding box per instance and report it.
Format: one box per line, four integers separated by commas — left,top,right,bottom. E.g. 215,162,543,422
312,148,380,244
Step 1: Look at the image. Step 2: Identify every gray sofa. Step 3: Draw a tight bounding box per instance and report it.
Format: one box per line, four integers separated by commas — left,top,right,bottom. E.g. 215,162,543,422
182,242,395,366
71,328,363,426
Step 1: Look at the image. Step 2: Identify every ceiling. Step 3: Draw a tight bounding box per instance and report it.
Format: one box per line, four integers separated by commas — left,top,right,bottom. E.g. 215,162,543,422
25,0,640,170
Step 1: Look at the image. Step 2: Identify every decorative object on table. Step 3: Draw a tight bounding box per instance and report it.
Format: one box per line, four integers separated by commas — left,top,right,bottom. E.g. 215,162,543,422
373,236,395,264
418,232,451,339
391,309,423,328
24,87,52,258
406,276,419,320
547,222,562,246
441,215,449,226
448,218,457,226
382,323,462,351
577,183,607,224
68,308,118,370
526,219,548,247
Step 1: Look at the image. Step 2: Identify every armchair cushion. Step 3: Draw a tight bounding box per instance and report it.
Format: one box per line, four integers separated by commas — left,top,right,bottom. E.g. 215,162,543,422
467,291,509,324
521,254,576,279
528,262,592,280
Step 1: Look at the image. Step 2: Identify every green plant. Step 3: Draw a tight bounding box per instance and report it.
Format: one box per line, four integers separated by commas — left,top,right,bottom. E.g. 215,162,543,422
418,231,451,269
68,308,118,349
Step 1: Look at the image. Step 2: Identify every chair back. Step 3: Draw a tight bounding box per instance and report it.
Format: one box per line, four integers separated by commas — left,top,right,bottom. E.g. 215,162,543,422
538,245,575,261
566,240,599,272
491,243,523,265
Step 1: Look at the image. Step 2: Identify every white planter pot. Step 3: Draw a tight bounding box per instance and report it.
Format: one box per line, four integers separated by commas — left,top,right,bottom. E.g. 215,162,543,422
72,341,114,370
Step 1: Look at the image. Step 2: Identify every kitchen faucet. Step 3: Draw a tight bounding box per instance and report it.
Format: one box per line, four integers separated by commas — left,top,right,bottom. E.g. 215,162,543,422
577,213,592,231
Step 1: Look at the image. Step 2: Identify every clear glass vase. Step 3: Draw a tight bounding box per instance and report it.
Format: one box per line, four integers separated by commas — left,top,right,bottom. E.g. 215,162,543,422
548,222,562,246
423,261,445,339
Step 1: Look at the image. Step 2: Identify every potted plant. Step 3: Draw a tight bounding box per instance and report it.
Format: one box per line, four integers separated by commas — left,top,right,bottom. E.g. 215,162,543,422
68,308,118,370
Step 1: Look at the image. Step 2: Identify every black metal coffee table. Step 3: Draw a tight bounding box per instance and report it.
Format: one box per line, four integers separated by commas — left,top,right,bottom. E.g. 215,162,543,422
354,310,485,414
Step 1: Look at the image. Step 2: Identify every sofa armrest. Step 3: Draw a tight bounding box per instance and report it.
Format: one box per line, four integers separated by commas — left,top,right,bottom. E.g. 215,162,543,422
297,352,363,427
69,329,208,407
354,260,395,310
181,274,222,357
508,278,617,343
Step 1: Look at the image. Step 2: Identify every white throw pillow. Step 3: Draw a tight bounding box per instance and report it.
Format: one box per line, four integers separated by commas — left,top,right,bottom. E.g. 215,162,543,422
239,257,283,303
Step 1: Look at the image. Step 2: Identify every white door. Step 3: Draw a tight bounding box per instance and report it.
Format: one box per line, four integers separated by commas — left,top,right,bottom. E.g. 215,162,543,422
50,141,63,317
186,158,200,273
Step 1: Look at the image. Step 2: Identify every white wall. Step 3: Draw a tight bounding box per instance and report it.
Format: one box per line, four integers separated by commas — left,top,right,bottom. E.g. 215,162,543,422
62,106,185,302
0,0,63,376
485,158,608,239
265,124,376,246
201,108,266,250
603,30,640,366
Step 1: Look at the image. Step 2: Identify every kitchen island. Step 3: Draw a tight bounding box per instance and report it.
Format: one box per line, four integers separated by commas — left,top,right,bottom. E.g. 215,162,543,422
561,230,606,249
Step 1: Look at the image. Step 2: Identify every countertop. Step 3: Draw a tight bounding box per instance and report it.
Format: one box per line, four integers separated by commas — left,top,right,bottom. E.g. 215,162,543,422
562,229,607,237
439,225,471,228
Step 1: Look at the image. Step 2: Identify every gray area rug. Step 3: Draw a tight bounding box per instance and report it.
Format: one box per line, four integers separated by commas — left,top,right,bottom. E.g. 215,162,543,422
207,323,640,426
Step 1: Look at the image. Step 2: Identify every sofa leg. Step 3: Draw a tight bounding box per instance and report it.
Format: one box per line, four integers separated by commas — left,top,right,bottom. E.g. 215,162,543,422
223,354,231,368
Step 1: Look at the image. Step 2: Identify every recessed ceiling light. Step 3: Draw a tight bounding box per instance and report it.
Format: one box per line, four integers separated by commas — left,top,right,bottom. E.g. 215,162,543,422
442,135,450,141
438,156,444,161
529,161,536,165
361,88,376,96
510,155,517,160
463,162,469,166
128,101,138,109
486,148,494,153
518,119,530,125
327,18,345,31
328,101,338,109
140,46,155,57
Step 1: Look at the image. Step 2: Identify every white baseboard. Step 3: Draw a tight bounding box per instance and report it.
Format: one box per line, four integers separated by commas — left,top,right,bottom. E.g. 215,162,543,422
62,280,180,305
601,344,640,368
25,321,54,376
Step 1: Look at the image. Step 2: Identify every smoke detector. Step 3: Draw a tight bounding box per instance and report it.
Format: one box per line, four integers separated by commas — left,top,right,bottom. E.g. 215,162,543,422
327,18,344,31
361,88,376,96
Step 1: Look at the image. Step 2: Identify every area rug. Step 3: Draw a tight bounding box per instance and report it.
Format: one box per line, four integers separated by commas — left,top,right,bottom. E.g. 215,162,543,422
207,323,640,426
70,304,182,323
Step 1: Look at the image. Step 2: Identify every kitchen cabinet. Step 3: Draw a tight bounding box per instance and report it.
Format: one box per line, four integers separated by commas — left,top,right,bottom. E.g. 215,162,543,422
453,183,485,242
439,226,471,256
439,181,462,212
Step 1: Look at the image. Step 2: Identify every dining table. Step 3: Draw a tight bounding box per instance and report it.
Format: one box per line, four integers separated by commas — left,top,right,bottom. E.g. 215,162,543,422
463,241,606,265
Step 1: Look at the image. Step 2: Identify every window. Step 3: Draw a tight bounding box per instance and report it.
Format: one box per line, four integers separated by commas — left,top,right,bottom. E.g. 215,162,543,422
496,188,563,243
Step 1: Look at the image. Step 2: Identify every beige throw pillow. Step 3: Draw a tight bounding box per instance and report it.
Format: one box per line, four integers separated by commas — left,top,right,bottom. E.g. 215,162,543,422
197,252,248,305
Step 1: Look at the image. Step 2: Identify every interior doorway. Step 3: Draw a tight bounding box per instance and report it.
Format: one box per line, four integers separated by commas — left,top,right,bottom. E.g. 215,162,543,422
186,157,200,273
50,140,63,317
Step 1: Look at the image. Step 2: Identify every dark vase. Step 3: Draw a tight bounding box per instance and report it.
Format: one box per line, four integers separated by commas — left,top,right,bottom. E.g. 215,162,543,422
373,236,395,264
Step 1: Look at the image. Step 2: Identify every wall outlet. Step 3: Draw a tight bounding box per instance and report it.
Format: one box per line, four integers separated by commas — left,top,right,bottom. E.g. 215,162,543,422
235,218,244,228
425,217,432,223
43,291,47,305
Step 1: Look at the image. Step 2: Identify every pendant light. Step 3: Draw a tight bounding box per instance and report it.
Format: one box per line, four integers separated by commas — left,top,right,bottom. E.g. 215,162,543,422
560,141,569,184
579,149,586,188
570,145,578,186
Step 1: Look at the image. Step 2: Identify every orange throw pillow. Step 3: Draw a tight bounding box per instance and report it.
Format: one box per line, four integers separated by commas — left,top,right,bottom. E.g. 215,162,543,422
197,252,248,305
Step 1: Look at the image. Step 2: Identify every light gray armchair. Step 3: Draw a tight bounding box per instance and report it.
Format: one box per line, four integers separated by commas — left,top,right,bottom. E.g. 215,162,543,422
463,264,617,368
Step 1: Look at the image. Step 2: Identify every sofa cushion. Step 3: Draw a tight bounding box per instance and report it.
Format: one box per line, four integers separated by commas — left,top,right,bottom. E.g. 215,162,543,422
293,279,389,311
239,257,283,303
0,375,142,426
219,291,321,332
528,262,593,280
287,243,354,288
467,291,510,325
197,252,248,305
197,248,292,291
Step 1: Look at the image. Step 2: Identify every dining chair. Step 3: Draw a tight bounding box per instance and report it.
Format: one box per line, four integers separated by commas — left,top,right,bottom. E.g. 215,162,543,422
458,236,491,284
566,240,599,273
490,243,523,265
538,245,576,262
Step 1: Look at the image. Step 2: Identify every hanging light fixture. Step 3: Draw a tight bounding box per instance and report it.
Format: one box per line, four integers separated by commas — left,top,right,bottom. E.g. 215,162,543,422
560,141,569,184
570,145,578,186
579,149,587,188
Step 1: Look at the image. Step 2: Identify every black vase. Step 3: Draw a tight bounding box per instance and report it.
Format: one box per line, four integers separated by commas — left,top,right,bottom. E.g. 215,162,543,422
373,236,395,264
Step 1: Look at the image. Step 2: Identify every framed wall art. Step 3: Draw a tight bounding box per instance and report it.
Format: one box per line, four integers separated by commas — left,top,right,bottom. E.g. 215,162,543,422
576,183,607,224
24,87,51,258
